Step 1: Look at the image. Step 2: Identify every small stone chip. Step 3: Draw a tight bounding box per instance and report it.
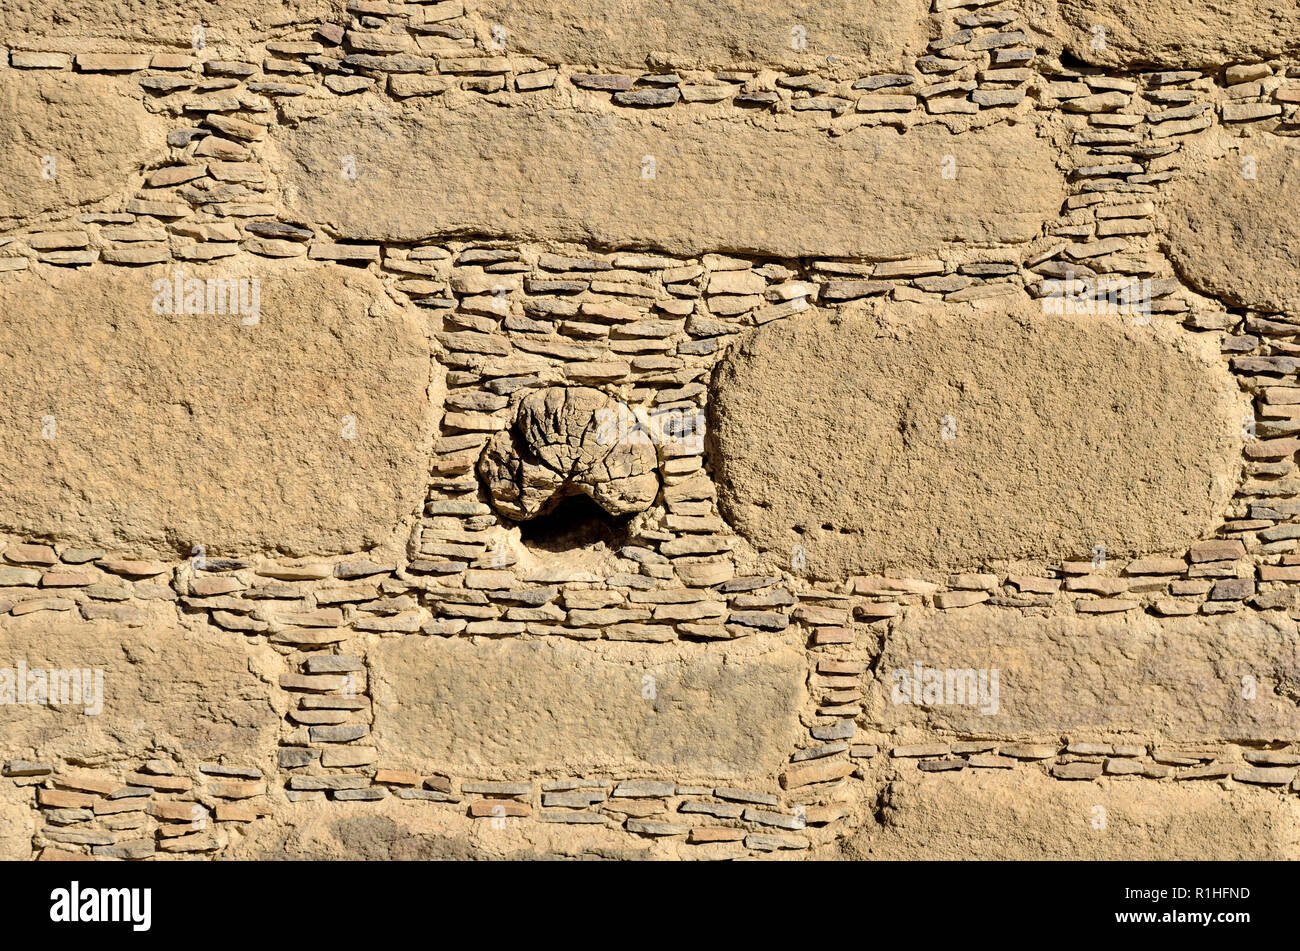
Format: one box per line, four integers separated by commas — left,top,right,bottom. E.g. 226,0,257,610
1051,761,1103,780
612,780,675,798
745,833,809,851
625,818,690,836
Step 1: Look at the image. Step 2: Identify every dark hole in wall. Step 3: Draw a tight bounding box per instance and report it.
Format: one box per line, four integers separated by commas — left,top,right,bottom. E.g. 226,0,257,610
517,492,632,553
1057,49,1111,73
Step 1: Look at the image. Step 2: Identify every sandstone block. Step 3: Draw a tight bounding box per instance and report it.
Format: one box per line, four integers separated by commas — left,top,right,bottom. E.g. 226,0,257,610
0,265,439,558
368,636,805,781
1166,133,1300,317
1058,0,1300,68
474,0,930,75
710,298,1243,578
279,102,1064,260
840,768,1300,859
0,73,163,227
873,606,1300,742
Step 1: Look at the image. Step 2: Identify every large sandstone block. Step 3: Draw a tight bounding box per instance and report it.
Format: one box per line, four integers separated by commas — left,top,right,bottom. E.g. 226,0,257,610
0,74,164,228
1166,132,1300,316
871,607,1300,742
368,636,806,781
0,264,438,558
275,102,1065,259
473,0,930,75
1056,0,1300,67
709,299,1244,579
0,609,278,764
839,769,1300,860
0,0,339,49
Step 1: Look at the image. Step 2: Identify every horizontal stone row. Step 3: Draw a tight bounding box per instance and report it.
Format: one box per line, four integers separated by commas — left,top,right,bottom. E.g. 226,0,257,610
6,758,266,860
886,740,1300,790
6,530,1295,634
0,6,1023,123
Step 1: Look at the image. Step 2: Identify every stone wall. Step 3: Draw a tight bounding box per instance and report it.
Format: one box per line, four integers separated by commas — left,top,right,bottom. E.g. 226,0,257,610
1,0,1299,860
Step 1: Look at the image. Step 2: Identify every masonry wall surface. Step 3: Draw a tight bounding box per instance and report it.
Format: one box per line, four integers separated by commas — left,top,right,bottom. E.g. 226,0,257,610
1,0,1299,862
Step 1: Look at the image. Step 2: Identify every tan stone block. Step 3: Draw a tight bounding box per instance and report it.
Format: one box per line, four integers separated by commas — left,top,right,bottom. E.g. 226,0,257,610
876,607,1300,741
839,768,1300,859
127,773,191,792
369,636,804,781
282,106,1064,260
54,773,116,795
711,299,1243,579
1058,0,1300,68
38,788,95,809
780,759,855,789
0,266,440,558
1167,134,1300,315
469,800,531,818
373,769,421,787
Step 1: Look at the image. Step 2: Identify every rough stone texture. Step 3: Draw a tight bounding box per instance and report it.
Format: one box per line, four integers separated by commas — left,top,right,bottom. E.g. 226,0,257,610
0,0,340,50
480,387,659,519
0,778,34,861
1165,132,1300,316
2,0,1298,866
0,73,164,228
839,769,1300,860
874,607,1300,741
710,298,1244,578
0,609,279,764
1056,0,1300,67
368,636,806,781
0,264,438,558
474,0,931,75
275,103,1065,259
